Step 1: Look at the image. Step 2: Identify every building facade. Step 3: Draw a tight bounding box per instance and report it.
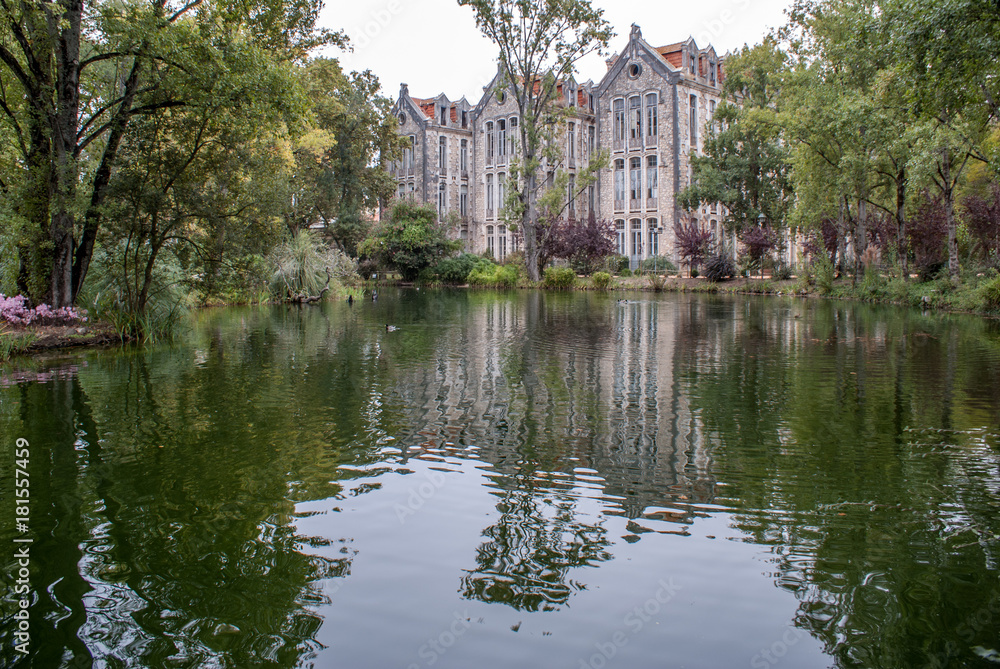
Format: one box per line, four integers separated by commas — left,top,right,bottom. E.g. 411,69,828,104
388,24,735,268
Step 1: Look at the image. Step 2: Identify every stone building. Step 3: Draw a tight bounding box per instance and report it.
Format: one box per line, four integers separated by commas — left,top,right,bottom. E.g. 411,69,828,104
388,24,741,269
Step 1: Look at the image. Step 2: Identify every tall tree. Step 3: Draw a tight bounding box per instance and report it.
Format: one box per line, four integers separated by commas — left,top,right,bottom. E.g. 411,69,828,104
458,0,613,282
0,0,344,306
677,40,793,237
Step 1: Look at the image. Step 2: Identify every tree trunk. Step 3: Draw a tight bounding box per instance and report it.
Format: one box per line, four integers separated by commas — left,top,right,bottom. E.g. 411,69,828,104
855,196,867,281
47,0,83,307
942,148,960,282
896,166,908,281
522,174,541,282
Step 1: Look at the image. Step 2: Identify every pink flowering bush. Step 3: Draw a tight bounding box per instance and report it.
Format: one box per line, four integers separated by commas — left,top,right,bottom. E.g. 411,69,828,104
0,294,88,326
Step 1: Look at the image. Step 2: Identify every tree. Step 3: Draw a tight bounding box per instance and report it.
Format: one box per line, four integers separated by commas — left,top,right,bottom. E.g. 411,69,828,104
677,40,793,237
542,210,616,274
458,0,613,282
0,0,344,307
357,201,460,281
673,221,714,276
281,59,403,254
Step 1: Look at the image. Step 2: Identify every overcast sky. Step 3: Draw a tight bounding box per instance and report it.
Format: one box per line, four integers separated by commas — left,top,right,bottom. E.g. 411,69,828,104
319,0,792,104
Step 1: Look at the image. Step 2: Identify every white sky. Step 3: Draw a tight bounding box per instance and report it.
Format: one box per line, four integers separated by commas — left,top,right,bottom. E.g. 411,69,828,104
319,0,793,104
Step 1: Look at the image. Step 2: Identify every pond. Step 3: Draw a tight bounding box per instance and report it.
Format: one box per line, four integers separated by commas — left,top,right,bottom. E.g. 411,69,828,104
2,289,1000,668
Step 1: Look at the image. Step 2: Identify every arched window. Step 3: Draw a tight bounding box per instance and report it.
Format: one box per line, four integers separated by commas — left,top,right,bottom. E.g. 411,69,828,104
615,220,626,256
646,155,658,205
645,93,658,145
628,96,642,148
630,218,643,258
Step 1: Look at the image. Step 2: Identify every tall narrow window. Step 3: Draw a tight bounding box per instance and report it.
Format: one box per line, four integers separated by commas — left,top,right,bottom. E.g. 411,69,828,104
628,96,641,148
404,135,415,168
460,139,468,173
690,95,698,146
486,174,494,217
460,184,468,217
568,174,576,213
497,173,506,215
487,225,495,257
440,106,447,125
616,220,626,256
498,225,507,260
646,155,658,204
438,182,447,220
568,122,576,160
438,136,446,170
486,122,494,166
689,48,696,75
630,218,642,257
709,100,717,133
588,185,595,213
509,117,518,155
709,60,716,86
588,125,596,157
629,157,641,205
648,219,659,257
645,93,658,144
461,110,468,128
614,159,625,209
497,119,506,161
613,99,625,150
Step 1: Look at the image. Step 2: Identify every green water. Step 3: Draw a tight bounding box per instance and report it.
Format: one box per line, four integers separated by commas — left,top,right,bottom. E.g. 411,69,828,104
2,290,1000,668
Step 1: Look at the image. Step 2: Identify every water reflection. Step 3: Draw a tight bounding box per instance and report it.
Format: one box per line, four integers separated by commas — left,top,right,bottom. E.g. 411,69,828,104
1,292,999,668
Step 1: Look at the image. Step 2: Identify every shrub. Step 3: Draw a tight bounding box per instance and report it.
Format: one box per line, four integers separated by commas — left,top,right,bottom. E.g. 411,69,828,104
981,274,1000,310
542,266,576,289
772,263,794,281
814,256,835,295
606,255,629,274
468,263,518,289
647,273,666,291
640,256,676,273
269,230,355,298
619,268,633,278
591,271,612,289
703,254,736,283
0,294,89,326
434,253,488,284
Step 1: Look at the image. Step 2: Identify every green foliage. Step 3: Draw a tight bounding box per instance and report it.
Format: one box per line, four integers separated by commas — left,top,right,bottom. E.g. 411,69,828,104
772,263,794,281
358,201,461,281
269,230,356,299
814,256,836,295
591,271,612,289
434,253,492,284
677,39,793,234
542,267,576,289
980,274,1000,311
0,330,36,361
606,256,630,274
647,273,667,292
468,263,519,289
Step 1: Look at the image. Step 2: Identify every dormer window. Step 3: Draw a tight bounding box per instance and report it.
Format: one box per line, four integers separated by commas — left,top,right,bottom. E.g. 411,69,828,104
689,49,696,75
440,106,447,125
709,60,716,85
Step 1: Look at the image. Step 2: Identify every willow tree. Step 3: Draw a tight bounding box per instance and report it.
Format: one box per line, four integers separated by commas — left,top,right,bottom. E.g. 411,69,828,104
458,0,613,282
